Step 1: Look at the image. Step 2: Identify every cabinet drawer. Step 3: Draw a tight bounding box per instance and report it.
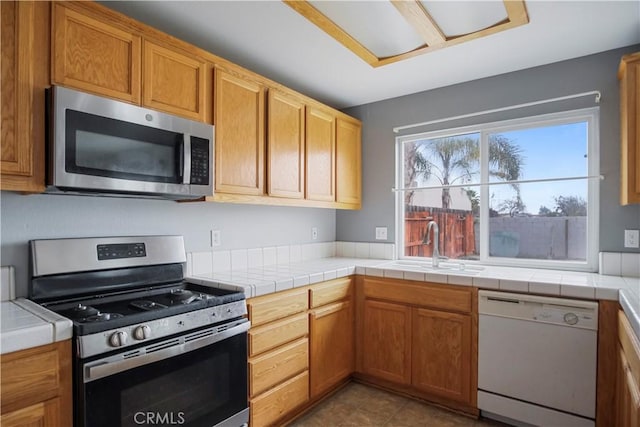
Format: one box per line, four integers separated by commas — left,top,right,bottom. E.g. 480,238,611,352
363,278,472,313
250,370,309,427
1,345,60,411
249,338,308,397
249,312,308,357
310,277,352,308
248,288,308,327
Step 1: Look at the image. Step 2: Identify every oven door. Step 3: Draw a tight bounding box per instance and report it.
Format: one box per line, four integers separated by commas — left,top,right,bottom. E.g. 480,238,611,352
51,85,213,198
78,319,249,427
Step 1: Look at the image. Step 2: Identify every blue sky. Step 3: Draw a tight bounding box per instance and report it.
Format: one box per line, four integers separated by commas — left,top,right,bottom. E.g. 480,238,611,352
489,121,588,213
410,120,589,214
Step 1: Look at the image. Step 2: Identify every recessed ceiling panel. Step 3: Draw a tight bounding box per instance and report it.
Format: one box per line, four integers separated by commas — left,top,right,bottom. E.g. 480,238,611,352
285,0,529,67
420,0,508,37
309,1,425,58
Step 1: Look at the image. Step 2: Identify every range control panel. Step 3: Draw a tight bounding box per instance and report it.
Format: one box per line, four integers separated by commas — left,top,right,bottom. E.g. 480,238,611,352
97,243,146,260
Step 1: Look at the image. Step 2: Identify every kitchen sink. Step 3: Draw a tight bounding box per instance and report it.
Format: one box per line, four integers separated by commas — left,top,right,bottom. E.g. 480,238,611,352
380,260,485,276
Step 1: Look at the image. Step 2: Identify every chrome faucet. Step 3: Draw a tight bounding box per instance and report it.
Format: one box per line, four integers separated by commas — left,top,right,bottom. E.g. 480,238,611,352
423,220,442,268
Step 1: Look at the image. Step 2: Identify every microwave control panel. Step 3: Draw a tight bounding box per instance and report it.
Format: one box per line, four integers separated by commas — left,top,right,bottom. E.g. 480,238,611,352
190,137,210,185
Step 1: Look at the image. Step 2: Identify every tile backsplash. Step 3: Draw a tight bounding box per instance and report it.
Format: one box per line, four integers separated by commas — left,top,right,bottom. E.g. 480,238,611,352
599,252,640,277
187,241,395,276
1,266,16,301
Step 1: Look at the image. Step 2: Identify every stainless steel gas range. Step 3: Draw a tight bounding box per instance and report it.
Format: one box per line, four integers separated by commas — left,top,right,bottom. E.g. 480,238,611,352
29,235,249,427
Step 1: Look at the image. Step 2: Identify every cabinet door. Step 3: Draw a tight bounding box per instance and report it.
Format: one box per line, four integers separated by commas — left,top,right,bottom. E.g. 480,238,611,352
52,3,141,103
361,299,411,385
412,308,472,404
305,106,335,202
620,52,640,205
214,68,265,195
336,118,361,206
1,0,48,192
310,300,354,398
267,90,305,199
143,40,209,122
1,398,59,427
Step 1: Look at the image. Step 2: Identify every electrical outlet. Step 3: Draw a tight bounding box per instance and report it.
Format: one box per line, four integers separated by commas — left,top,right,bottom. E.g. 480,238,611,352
211,230,221,247
375,227,388,240
624,229,639,248
311,227,318,240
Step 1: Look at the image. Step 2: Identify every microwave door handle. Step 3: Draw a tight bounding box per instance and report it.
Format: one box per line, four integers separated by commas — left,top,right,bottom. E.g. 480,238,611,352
182,134,191,184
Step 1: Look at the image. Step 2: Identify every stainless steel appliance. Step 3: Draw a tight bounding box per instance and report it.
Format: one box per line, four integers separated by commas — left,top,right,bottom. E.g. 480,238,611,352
29,236,248,427
48,86,214,200
478,290,598,427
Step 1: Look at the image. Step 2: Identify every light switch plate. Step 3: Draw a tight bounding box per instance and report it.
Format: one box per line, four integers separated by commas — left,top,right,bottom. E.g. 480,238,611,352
624,229,639,248
375,227,388,240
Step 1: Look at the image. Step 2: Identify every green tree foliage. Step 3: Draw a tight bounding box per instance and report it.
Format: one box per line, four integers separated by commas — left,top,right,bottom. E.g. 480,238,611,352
538,196,587,217
406,135,524,210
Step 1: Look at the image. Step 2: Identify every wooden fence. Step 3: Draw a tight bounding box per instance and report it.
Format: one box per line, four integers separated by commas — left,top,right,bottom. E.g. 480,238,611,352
404,206,476,259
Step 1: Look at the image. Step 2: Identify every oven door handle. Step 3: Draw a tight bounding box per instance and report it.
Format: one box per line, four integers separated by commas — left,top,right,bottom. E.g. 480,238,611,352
84,319,249,383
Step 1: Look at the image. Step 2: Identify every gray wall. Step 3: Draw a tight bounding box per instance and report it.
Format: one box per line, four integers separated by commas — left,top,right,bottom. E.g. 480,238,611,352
338,45,640,255
1,192,335,296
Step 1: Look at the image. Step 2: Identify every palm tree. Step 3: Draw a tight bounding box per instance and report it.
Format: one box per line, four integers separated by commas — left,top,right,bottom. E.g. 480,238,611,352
406,134,523,210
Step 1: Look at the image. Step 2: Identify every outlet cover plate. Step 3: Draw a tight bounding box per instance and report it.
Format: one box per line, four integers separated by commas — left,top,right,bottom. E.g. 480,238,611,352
624,229,639,248
375,227,388,240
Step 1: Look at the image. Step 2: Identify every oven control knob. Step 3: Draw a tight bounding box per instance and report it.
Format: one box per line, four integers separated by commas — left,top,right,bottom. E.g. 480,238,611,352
109,331,128,347
133,325,151,340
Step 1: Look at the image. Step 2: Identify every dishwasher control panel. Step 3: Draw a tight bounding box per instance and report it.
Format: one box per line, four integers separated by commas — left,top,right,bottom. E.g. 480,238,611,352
479,290,599,330
532,305,597,329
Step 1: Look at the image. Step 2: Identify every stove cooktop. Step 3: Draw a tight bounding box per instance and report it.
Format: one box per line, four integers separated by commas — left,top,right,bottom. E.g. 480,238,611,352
43,282,244,335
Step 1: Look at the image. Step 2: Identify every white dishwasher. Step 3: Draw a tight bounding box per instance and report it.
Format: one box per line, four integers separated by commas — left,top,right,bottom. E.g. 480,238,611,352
478,290,598,427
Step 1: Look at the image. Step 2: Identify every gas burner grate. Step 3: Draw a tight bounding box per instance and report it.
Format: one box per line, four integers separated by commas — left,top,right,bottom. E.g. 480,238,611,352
130,300,168,311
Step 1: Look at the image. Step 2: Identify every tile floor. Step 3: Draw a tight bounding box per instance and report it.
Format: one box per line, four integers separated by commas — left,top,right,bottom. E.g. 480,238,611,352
288,382,509,427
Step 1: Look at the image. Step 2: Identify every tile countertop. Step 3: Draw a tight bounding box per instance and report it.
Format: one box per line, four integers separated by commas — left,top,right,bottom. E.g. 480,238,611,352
0,298,73,355
188,257,640,340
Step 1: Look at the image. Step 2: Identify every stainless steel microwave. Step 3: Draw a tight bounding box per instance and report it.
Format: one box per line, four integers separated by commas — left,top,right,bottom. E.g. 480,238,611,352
47,86,214,200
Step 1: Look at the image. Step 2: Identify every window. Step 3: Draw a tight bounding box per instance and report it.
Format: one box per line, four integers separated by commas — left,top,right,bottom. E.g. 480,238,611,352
396,108,599,271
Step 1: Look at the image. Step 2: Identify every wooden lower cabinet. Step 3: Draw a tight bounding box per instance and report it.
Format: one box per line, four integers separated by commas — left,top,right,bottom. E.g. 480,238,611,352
249,338,308,397
361,299,412,385
250,371,309,427
356,277,476,413
309,300,354,398
0,341,72,427
1,398,60,427
616,310,640,426
412,308,472,403
247,289,311,427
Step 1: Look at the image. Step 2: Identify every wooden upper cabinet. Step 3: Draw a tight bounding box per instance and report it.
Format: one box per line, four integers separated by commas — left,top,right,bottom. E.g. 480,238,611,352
52,3,141,103
267,90,305,199
306,106,336,202
619,52,640,205
214,68,265,195
336,118,362,206
411,308,472,403
143,40,209,122
1,0,49,192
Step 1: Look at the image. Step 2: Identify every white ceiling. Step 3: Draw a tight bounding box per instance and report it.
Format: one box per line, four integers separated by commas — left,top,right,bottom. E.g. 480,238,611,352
101,1,640,109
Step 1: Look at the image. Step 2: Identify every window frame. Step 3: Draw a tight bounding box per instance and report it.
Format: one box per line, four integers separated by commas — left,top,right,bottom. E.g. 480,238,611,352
395,107,600,272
